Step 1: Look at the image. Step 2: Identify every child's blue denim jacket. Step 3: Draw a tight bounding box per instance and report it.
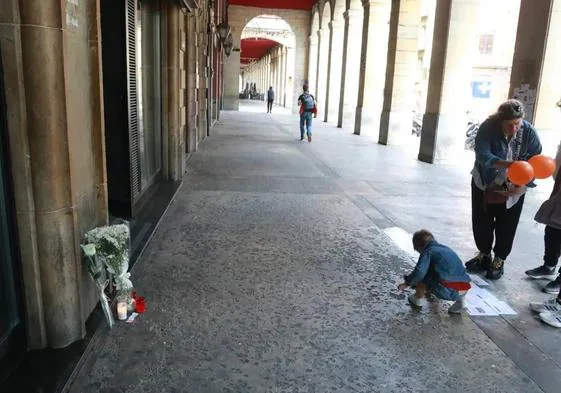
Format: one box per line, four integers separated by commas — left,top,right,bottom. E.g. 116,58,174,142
405,241,470,287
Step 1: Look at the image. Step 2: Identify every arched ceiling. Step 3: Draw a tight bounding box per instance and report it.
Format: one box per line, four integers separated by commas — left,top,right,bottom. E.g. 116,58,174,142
228,0,318,11
240,38,279,65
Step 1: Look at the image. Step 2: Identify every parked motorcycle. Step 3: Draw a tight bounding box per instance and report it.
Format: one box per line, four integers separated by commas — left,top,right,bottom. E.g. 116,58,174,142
411,112,480,151
411,112,423,137
464,120,480,151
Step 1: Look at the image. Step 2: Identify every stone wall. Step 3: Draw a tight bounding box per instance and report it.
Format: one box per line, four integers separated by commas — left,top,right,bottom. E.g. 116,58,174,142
0,0,107,349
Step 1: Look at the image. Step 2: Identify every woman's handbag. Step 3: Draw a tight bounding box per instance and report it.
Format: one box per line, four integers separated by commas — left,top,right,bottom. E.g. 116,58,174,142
535,190,561,230
484,184,508,205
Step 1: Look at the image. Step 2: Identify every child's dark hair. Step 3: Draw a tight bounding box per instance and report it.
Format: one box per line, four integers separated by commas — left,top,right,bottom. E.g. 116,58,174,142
412,229,435,250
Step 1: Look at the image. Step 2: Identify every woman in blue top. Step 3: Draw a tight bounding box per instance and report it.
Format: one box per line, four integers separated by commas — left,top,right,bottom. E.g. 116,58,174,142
465,99,542,280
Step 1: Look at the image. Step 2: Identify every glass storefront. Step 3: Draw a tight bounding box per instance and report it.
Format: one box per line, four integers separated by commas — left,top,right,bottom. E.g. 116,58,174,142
137,0,163,192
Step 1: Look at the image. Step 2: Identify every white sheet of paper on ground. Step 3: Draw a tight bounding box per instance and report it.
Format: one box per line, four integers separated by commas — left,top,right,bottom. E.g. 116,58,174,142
383,227,417,265
488,301,517,316
466,302,499,316
468,274,489,286
465,284,517,316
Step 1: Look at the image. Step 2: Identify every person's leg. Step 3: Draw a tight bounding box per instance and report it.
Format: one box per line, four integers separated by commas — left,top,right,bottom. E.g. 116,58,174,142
538,286,561,328
542,226,561,293
415,283,427,298
408,283,426,307
306,113,313,142
544,225,561,268
299,115,305,140
488,194,525,280
466,179,495,271
525,225,560,278
493,194,525,259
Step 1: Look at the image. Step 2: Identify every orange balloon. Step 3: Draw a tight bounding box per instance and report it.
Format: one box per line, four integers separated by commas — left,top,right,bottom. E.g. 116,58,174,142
507,161,534,186
528,154,556,179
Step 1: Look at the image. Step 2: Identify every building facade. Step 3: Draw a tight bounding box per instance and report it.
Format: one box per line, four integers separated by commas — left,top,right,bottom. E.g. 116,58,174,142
0,0,227,381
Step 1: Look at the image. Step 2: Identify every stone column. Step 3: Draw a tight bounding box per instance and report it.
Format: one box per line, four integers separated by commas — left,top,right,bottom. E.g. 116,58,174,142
338,8,364,128
286,47,296,110
322,23,333,122
2,0,102,348
186,12,198,151
354,0,391,138
283,47,289,107
277,46,284,106
166,3,183,181
316,28,329,112
276,49,281,105
222,33,241,110
379,0,421,145
327,19,344,123
308,33,318,93
509,0,554,125
418,0,479,163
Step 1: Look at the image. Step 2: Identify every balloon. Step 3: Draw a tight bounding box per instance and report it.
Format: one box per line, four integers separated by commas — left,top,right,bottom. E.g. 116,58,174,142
507,161,534,186
528,154,556,179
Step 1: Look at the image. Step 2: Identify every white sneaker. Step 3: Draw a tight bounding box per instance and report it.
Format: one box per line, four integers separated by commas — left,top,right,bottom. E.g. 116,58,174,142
529,298,561,313
408,293,423,308
448,297,467,314
539,311,561,328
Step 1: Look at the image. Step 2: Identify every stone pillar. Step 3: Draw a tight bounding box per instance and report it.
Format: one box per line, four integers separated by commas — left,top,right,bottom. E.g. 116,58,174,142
222,33,240,110
338,8,364,128
308,33,318,94
354,0,391,138
322,24,333,122
277,46,284,106
379,0,421,145
286,47,296,110
276,49,281,105
509,0,555,125
166,3,183,181
316,28,329,112
327,19,344,123
418,0,479,163
283,47,289,107
186,12,198,151
0,0,107,348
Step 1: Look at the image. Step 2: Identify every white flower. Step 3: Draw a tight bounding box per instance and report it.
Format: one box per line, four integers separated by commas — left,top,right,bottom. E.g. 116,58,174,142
81,244,96,257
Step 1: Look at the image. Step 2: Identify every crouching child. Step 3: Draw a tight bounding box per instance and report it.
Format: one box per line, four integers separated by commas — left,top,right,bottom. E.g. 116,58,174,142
397,230,471,314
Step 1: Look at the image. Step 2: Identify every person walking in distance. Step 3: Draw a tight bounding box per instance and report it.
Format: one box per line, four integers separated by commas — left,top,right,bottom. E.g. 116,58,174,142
267,86,275,113
297,85,317,142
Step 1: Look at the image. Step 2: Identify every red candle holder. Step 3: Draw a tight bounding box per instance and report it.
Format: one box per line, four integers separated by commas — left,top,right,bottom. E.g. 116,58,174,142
135,297,146,313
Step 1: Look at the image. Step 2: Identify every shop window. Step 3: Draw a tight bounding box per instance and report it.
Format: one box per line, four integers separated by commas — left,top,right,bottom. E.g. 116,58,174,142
478,34,494,55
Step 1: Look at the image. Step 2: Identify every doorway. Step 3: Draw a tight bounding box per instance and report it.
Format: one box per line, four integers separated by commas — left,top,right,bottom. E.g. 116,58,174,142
0,46,25,382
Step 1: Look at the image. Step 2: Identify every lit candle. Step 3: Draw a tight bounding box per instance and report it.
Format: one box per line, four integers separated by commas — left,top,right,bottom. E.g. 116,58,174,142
117,300,127,321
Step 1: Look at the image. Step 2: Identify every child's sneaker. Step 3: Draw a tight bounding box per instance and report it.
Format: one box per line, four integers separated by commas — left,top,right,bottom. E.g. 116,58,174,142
448,297,467,314
529,297,561,313
539,311,561,328
408,293,423,308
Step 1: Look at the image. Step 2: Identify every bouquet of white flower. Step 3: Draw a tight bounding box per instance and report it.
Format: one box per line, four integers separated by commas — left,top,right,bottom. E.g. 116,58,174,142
85,224,133,294
83,223,133,325
80,244,114,327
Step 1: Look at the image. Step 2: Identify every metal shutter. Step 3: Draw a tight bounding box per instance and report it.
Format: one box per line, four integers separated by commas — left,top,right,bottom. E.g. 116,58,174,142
126,0,141,199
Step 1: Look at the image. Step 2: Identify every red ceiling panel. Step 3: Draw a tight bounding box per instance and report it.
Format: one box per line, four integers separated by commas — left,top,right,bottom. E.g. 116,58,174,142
229,0,317,11
240,38,279,65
